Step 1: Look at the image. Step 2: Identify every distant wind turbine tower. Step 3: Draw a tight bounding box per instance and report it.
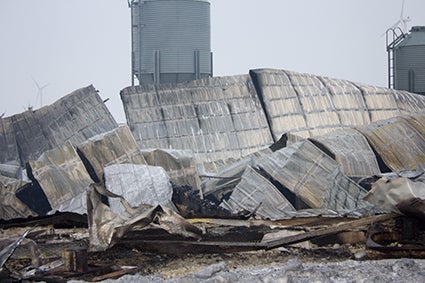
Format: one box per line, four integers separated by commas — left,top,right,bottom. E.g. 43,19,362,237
32,78,48,108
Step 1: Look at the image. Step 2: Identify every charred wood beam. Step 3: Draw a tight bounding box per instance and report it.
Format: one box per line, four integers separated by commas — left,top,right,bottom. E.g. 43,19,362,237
263,213,398,250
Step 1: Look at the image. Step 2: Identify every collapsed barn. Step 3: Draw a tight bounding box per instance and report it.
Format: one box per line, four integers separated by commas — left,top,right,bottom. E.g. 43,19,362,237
2,68,425,281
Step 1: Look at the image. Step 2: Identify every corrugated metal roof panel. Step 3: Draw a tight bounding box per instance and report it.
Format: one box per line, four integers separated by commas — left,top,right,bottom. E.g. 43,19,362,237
0,117,20,166
121,75,273,172
250,69,425,140
357,116,425,171
258,140,371,211
310,128,381,177
220,166,296,220
1,85,118,166
28,141,92,215
77,125,147,182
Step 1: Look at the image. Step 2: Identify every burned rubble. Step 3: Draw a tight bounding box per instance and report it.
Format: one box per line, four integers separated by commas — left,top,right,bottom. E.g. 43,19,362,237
2,69,425,281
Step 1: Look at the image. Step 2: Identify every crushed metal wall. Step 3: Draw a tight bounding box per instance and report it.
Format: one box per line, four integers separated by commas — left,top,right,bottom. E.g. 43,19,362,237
250,68,425,140
122,69,425,172
0,85,118,167
121,75,273,172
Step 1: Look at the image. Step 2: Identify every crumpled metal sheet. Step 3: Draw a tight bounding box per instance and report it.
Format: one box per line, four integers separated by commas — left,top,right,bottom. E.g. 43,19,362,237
364,175,425,213
201,148,272,200
121,75,274,173
357,116,425,171
258,140,373,212
310,128,381,177
0,85,117,167
220,166,296,220
249,68,425,140
28,141,93,215
77,125,147,182
402,110,425,138
104,164,175,217
0,117,19,166
0,175,37,220
87,183,202,251
142,148,202,191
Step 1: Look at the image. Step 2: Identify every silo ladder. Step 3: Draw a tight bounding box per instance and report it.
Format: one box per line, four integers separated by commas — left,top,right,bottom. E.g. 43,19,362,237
386,27,405,89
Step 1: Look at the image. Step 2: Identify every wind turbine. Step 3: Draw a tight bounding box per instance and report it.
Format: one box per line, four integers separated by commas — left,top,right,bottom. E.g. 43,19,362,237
32,77,49,108
390,0,411,34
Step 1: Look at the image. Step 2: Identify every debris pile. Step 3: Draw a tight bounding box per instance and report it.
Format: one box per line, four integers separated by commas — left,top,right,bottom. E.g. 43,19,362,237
2,69,425,281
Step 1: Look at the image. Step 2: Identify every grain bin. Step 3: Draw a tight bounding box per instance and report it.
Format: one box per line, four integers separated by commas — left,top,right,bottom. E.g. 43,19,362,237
394,26,425,94
129,0,212,85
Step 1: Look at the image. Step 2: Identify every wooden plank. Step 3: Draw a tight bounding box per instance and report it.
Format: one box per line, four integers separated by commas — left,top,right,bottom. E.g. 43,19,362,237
263,213,398,249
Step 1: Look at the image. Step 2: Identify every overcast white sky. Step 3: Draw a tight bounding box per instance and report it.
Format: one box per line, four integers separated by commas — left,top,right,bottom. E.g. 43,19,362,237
1,0,424,122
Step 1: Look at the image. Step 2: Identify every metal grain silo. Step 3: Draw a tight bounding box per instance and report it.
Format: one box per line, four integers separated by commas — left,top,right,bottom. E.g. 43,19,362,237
394,26,425,94
129,0,212,85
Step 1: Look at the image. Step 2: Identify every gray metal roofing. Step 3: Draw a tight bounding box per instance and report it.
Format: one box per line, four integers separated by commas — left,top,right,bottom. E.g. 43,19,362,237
122,68,425,172
257,140,372,211
121,75,273,172
310,128,381,177
357,112,425,172
0,85,118,166
250,68,425,140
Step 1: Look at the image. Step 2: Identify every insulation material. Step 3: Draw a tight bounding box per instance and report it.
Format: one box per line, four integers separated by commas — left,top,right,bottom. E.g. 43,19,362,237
364,175,425,213
77,125,147,182
357,116,425,171
104,164,175,217
142,148,202,191
28,141,93,215
249,69,425,140
87,184,201,251
220,166,296,220
0,175,37,220
121,75,273,173
0,85,117,166
258,140,371,212
310,128,381,177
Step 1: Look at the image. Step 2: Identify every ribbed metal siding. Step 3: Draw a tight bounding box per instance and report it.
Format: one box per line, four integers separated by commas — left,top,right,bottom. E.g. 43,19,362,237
395,28,425,94
132,0,211,84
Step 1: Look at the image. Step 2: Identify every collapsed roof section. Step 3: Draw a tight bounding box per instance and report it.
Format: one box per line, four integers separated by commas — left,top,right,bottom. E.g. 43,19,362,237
357,111,425,172
250,68,425,140
309,128,381,177
121,75,274,172
122,69,425,171
257,140,372,213
0,85,118,167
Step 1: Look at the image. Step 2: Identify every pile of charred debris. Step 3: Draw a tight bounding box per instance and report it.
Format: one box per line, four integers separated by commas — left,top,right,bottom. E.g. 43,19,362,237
2,69,425,281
